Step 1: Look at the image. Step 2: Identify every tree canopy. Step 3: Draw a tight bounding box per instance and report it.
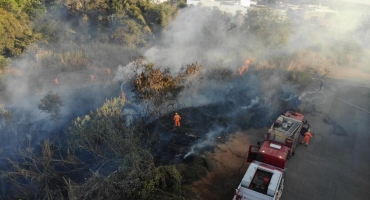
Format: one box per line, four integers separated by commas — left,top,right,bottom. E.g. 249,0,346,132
243,8,292,48
0,0,182,58
38,90,64,124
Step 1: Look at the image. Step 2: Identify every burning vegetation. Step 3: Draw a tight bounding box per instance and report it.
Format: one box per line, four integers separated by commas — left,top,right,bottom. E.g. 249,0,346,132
0,0,370,199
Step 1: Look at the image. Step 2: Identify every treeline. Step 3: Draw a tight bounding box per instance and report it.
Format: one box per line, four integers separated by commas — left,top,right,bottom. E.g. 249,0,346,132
0,0,185,70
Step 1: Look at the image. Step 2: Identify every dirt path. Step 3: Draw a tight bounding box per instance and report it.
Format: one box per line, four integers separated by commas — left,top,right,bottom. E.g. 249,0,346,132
192,130,266,200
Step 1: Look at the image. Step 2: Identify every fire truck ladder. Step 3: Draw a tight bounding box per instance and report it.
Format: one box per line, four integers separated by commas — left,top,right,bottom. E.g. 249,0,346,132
284,122,300,137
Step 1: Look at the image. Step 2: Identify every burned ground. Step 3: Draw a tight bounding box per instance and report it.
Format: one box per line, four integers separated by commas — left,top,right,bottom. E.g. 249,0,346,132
147,76,303,166
0,66,306,199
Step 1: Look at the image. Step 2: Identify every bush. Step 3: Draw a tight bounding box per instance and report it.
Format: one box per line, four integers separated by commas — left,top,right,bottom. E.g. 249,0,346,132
66,148,188,200
0,55,8,71
206,66,233,82
38,90,64,124
1,139,80,200
67,98,132,158
35,50,89,71
296,70,313,85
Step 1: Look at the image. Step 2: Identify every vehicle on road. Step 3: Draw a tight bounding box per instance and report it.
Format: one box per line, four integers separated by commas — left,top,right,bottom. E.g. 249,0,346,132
233,111,309,200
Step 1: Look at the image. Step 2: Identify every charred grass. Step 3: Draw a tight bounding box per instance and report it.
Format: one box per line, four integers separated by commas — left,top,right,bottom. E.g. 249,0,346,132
0,54,342,199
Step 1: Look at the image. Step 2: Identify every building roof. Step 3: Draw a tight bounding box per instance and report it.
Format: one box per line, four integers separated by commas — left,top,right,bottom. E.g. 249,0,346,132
187,0,249,15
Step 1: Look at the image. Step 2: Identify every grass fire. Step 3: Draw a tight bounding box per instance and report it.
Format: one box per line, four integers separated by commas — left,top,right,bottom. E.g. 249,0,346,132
1,1,370,200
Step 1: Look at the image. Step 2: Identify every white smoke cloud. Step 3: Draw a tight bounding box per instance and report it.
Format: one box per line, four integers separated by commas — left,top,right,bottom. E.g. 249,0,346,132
143,6,246,74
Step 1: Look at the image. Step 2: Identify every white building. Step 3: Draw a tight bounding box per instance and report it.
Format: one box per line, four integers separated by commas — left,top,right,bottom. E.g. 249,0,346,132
186,0,250,15
153,0,167,3
240,0,251,7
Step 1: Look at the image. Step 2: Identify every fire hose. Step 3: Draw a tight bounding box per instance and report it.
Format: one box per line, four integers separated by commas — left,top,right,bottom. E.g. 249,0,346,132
224,141,249,179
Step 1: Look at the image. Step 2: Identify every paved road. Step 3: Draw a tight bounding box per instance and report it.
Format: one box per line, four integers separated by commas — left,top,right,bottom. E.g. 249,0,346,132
282,77,370,200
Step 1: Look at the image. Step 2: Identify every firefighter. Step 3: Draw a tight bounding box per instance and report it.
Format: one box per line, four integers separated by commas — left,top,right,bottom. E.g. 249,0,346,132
174,113,181,127
90,74,95,81
319,80,323,91
301,131,313,146
106,68,111,76
121,91,126,101
54,77,59,85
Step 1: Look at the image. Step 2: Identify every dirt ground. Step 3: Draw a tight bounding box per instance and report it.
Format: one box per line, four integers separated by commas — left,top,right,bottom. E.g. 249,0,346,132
191,130,266,200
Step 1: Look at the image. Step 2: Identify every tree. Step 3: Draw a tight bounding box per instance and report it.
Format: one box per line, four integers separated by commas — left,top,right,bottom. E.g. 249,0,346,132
0,0,31,13
130,59,204,119
330,40,363,66
60,0,179,46
200,7,234,49
24,0,47,19
68,97,129,158
0,0,46,19
110,17,147,48
131,59,184,119
0,55,9,70
0,8,27,56
242,8,292,48
142,1,179,34
38,90,64,125
0,104,13,140
0,1,48,58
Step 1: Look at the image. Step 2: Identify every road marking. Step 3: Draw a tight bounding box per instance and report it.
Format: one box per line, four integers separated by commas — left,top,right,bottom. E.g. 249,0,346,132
326,93,370,114
303,80,370,114
313,78,370,88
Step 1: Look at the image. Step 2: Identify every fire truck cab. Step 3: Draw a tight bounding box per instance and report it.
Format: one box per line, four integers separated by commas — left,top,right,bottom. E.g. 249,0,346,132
234,140,289,200
233,160,285,200
266,111,308,158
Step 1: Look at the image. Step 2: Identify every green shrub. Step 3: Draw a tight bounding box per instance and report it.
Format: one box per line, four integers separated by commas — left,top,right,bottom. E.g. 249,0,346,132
296,70,313,85
0,55,8,70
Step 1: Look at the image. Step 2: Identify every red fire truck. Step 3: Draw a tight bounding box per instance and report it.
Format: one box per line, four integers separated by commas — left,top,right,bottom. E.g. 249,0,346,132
233,111,310,200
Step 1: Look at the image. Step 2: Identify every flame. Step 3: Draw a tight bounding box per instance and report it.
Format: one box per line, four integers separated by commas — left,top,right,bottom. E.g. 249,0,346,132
238,59,250,75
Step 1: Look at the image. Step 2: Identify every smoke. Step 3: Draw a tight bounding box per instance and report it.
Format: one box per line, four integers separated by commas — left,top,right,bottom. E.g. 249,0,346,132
1,0,369,177
241,96,259,109
2,0,367,117
143,6,246,74
183,127,225,159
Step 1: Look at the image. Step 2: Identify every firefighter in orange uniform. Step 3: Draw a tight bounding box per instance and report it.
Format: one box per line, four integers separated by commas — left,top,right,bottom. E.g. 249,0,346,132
90,74,95,81
301,131,313,146
174,113,181,127
54,77,59,85
121,91,126,101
